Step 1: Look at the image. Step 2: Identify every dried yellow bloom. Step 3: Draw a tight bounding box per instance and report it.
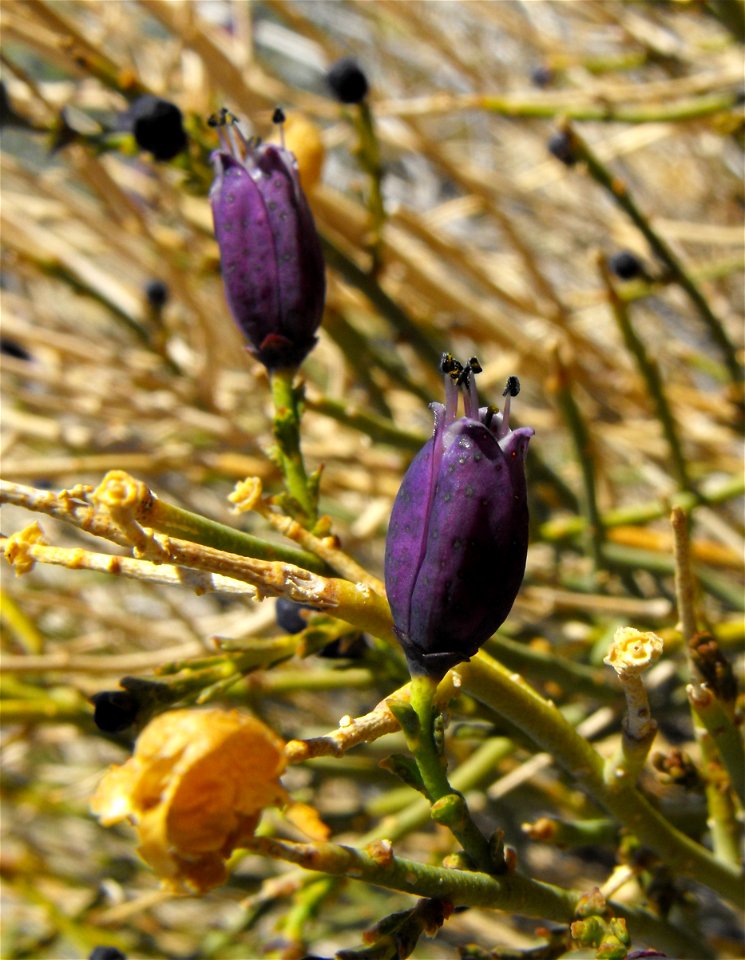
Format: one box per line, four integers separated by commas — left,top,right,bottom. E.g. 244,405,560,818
91,708,287,892
604,626,663,678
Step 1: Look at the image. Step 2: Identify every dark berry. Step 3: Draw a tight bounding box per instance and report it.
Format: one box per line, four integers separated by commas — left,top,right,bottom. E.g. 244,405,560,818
609,250,643,280
91,690,139,733
128,96,187,161
88,947,127,960
276,598,317,634
326,58,369,104
316,633,369,660
531,65,553,88
145,279,169,308
547,130,576,166
1,337,31,361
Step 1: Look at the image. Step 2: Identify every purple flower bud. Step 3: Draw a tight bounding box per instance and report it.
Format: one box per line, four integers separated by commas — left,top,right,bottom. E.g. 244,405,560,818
209,111,325,370
384,356,533,679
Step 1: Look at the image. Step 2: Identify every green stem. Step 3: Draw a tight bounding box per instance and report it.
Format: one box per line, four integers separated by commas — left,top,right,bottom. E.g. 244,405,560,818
567,123,743,392
355,100,386,275
406,675,499,874
270,367,318,526
672,508,744,863
246,836,712,959
688,685,745,808
479,89,740,124
539,473,744,541
306,394,424,451
600,257,693,492
320,236,444,370
141,495,327,572
550,348,604,572
461,652,744,910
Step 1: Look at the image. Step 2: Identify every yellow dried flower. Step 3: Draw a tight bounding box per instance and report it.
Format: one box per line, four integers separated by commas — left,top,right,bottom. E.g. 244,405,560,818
604,626,663,678
91,708,287,892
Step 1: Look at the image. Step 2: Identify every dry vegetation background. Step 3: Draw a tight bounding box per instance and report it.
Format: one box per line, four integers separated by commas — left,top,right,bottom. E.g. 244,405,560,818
0,1,743,959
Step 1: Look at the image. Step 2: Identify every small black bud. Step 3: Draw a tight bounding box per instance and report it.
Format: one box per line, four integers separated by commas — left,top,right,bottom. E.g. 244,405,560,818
91,690,139,733
128,96,187,161
275,598,317,634
326,58,369,104
530,65,553,89
316,633,369,660
609,250,643,281
1,337,31,361
547,130,576,166
144,279,169,308
88,947,128,960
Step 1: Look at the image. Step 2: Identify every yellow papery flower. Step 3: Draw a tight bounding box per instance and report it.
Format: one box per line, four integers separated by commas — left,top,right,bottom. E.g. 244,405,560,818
91,708,287,892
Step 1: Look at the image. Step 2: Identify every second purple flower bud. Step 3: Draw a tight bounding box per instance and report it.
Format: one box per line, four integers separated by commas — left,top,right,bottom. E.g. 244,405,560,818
209,109,326,371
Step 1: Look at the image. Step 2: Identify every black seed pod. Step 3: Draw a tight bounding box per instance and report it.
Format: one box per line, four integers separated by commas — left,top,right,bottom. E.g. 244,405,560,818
326,58,369,104
609,250,643,280
91,690,139,733
88,947,127,960
530,65,553,88
1,337,31,361
144,279,169,308
129,96,187,161
276,598,316,634
547,130,576,166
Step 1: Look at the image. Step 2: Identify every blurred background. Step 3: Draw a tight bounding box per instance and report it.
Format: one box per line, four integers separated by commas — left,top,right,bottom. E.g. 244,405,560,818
1,1,743,958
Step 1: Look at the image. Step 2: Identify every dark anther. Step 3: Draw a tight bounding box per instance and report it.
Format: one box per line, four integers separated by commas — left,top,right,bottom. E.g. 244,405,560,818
440,352,457,374
208,107,237,129
468,357,482,374
272,106,286,125
456,364,471,387
483,404,498,429
503,376,520,398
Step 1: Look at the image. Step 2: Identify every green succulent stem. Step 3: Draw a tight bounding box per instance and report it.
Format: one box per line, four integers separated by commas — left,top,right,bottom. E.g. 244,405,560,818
672,507,744,863
141,493,327,572
461,652,744,910
270,367,319,527
406,675,500,874
688,685,745,808
245,835,711,959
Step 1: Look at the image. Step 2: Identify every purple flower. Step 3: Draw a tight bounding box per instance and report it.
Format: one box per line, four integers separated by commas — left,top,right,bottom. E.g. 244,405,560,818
209,110,325,370
384,355,533,679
